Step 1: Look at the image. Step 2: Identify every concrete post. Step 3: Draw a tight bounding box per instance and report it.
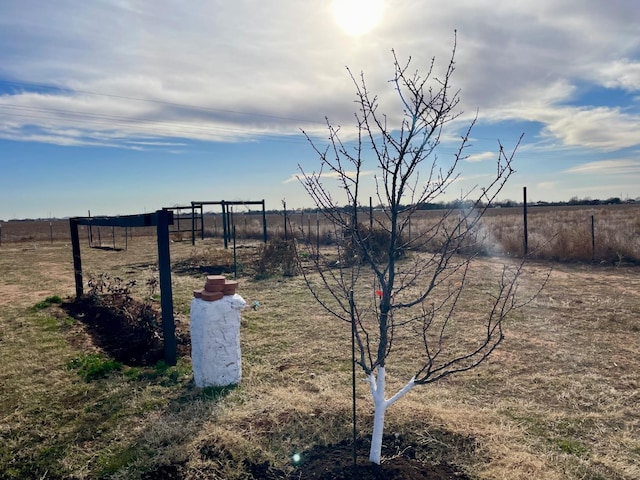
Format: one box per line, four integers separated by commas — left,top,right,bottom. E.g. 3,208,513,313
190,294,246,387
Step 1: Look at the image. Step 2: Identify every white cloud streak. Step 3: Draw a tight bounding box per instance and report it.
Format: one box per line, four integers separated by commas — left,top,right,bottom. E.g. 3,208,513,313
283,169,376,184
564,159,640,175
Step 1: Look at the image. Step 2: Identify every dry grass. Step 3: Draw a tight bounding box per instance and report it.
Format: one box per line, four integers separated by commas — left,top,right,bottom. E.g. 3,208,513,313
0,235,639,478
5,204,640,264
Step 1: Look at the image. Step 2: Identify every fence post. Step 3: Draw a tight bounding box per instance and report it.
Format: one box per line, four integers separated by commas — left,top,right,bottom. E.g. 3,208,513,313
156,209,177,366
369,196,373,233
261,200,268,244
88,210,93,247
191,203,196,246
70,218,83,298
200,205,205,241
283,201,288,241
523,186,528,256
233,225,237,279
222,201,229,249
591,213,595,262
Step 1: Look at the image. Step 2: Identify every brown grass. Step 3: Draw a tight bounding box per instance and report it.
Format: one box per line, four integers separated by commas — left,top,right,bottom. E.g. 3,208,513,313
3,204,640,264
0,235,639,478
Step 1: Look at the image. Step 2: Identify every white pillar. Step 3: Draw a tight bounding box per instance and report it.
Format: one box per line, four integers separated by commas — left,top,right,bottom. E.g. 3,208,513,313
190,294,246,387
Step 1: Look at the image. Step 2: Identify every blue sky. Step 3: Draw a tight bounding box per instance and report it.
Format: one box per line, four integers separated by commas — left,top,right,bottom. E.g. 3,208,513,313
1,0,639,220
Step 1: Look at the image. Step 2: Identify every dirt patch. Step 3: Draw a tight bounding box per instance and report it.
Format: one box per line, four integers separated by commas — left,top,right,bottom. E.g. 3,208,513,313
290,439,473,480
148,436,473,480
0,284,58,306
62,296,190,365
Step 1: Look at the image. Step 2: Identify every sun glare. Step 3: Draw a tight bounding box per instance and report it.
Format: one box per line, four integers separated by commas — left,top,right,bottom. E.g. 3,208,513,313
333,0,384,36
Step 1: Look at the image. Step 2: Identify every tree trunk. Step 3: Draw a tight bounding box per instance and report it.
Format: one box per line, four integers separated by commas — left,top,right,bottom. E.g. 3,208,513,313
368,367,415,464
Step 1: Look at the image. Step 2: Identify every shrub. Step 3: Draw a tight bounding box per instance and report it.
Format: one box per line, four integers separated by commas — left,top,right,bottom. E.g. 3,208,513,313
342,223,405,265
256,239,297,277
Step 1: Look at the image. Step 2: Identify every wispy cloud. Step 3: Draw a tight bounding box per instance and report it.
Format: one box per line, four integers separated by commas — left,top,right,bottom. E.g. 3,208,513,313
283,169,376,184
564,159,640,175
465,151,496,163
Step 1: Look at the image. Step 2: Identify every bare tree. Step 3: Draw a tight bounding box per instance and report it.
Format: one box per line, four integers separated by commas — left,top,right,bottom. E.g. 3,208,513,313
297,36,538,464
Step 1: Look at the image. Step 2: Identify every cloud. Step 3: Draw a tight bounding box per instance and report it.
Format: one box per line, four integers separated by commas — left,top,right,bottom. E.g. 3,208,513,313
536,181,557,190
0,0,638,155
465,152,496,163
283,169,376,184
590,60,640,92
540,107,640,152
564,159,640,175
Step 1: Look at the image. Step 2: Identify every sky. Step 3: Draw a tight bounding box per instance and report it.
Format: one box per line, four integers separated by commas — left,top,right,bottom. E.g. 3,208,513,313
0,0,639,220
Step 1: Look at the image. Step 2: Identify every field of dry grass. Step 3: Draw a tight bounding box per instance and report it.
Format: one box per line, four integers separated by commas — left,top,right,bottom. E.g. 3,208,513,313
2,203,640,264
0,234,639,479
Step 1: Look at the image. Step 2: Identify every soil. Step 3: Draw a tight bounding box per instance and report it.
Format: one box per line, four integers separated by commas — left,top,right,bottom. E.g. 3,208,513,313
62,295,190,365
285,439,473,480
144,437,473,480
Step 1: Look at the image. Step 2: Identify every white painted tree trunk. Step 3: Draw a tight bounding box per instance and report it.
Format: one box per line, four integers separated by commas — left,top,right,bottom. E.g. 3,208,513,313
368,366,415,464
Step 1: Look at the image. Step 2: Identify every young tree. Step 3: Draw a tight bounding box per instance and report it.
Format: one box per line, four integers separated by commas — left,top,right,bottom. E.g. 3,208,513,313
298,37,536,464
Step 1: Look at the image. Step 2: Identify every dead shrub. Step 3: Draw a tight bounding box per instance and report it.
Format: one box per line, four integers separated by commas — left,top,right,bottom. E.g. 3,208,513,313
256,239,297,277
342,223,405,265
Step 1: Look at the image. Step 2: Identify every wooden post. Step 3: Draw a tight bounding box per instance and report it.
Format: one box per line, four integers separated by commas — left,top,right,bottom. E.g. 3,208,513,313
283,201,288,241
112,226,115,249
350,289,357,471
591,214,595,262
200,204,205,241
233,225,237,279
222,201,229,249
88,210,93,246
523,186,528,256
156,209,177,366
262,200,268,244
191,203,196,246
70,218,83,298
369,196,373,233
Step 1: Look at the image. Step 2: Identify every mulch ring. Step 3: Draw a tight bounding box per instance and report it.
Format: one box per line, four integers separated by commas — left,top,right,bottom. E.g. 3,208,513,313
286,438,473,480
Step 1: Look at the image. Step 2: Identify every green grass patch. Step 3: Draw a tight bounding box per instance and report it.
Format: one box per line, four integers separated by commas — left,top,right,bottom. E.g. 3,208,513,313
96,445,141,477
554,438,588,457
67,353,123,382
30,295,63,311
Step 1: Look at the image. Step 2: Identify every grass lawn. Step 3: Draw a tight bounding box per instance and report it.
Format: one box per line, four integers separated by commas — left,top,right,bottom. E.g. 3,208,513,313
0,237,638,479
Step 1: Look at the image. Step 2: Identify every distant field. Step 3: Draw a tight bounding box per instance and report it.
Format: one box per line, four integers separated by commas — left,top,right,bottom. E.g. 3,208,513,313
3,203,640,263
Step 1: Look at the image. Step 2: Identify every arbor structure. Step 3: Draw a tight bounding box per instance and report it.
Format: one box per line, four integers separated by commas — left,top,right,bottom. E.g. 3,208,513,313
298,38,533,464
